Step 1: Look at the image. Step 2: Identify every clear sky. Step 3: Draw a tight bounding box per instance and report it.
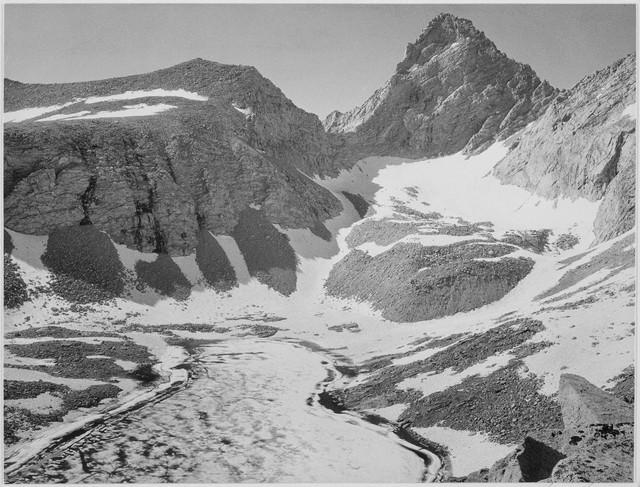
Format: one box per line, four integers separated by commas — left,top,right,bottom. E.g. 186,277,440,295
4,3,636,118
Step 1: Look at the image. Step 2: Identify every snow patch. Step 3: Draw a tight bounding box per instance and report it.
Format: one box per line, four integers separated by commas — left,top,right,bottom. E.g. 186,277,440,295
84,89,208,104
232,103,254,118
48,103,177,120
397,352,516,397
414,426,516,476
4,102,78,123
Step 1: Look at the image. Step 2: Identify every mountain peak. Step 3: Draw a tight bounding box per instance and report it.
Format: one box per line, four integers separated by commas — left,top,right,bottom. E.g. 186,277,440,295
397,13,496,73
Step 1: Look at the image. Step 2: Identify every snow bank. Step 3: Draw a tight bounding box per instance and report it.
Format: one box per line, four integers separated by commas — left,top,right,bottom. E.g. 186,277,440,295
53,103,177,120
5,88,207,123
84,89,208,104
368,143,599,246
413,426,516,476
4,102,77,123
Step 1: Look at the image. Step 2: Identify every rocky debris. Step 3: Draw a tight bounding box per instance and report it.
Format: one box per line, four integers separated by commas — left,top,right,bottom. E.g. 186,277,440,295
555,233,580,251
465,374,634,482
340,191,370,219
195,230,237,291
392,203,442,221
6,340,153,380
335,319,547,424
345,219,419,248
327,322,361,333
495,53,635,243
134,253,191,300
325,241,534,321
236,324,280,338
537,232,634,301
41,225,125,300
558,373,634,430
4,380,123,445
232,208,297,295
550,423,634,482
326,13,556,164
4,59,343,256
6,327,121,339
400,361,563,444
500,229,551,253
4,255,29,309
605,365,634,404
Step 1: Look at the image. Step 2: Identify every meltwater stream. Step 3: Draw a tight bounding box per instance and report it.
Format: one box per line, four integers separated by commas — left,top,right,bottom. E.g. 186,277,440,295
10,339,426,483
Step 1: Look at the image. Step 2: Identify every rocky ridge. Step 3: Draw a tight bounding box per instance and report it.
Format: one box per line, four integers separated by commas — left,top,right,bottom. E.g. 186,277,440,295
4,59,342,257
325,13,556,161
494,53,636,243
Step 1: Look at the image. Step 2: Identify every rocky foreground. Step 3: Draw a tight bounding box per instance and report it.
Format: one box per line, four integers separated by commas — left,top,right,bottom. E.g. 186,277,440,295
463,374,634,483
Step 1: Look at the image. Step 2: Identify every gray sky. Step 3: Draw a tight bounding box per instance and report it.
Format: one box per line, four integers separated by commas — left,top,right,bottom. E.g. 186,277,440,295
4,3,636,118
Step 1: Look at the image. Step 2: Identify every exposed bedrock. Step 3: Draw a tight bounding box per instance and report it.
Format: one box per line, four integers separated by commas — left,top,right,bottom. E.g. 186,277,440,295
4,59,343,256
325,13,556,162
325,241,534,322
494,53,636,243
466,374,634,483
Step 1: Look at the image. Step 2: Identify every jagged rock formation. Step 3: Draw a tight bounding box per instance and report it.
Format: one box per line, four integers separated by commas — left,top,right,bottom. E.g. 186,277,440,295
494,54,636,243
465,374,634,482
4,59,343,256
325,242,534,322
325,13,556,162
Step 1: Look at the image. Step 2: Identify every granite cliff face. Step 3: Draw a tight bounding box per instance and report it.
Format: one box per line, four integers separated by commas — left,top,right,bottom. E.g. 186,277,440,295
325,13,556,162
4,59,342,256
494,54,636,243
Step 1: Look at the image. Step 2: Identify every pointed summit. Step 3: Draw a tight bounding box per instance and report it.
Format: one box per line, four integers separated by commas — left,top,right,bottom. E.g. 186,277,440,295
327,13,557,161
397,13,497,73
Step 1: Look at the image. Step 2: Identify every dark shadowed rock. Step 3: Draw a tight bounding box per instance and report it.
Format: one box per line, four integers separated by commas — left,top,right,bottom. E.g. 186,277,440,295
4,230,14,255
195,230,237,291
232,208,297,295
135,253,192,300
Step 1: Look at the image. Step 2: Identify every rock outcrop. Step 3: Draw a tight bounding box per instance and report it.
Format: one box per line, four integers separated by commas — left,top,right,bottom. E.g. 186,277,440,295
325,13,556,162
4,59,343,256
465,373,634,482
494,54,636,243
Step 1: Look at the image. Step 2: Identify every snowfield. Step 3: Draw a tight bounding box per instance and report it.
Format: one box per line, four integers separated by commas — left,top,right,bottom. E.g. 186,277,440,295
4,88,208,123
4,140,635,480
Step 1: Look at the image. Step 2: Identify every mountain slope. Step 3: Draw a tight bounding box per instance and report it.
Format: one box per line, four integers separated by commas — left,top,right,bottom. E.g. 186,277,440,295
325,13,556,162
4,59,343,260
494,53,636,243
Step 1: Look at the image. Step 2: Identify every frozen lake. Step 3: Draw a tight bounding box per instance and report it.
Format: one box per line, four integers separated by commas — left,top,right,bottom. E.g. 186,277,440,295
8,339,427,483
